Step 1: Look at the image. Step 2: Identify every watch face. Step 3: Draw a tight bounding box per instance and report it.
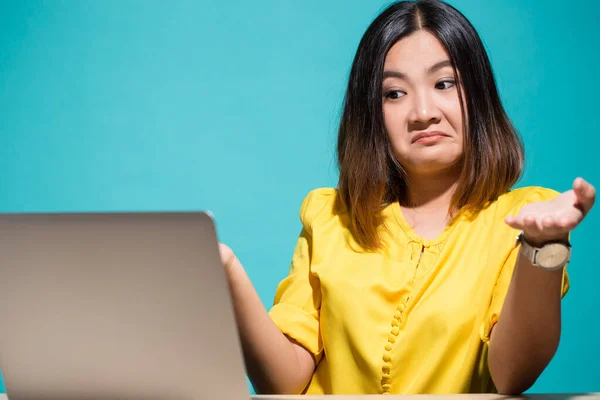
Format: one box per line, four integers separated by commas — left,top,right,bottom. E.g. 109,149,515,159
537,243,571,270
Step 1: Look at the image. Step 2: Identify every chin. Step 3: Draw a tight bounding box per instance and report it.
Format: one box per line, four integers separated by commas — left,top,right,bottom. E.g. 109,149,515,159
403,158,463,175
394,147,463,173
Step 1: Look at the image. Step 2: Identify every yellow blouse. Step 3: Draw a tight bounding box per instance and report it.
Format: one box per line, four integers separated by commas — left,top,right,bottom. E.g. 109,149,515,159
268,186,569,394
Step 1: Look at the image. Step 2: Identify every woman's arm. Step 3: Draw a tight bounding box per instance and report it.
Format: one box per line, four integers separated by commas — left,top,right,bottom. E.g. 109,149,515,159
490,177,595,394
488,242,564,394
220,244,315,395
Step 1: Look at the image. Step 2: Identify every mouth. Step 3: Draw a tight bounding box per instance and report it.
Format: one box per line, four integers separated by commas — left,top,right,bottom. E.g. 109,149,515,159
411,131,450,144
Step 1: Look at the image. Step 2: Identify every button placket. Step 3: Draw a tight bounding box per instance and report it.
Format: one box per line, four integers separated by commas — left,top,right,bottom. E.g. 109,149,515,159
380,302,405,394
380,243,424,394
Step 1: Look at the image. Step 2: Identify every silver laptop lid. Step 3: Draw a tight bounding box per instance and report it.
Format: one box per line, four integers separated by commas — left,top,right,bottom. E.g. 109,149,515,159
0,211,249,400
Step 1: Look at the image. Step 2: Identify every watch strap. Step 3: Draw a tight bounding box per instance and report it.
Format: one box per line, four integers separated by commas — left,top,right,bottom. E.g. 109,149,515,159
515,231,571,271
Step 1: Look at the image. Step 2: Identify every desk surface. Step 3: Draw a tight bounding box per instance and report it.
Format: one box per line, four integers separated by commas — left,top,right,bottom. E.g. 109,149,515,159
1,394,598,400
253,395,600,400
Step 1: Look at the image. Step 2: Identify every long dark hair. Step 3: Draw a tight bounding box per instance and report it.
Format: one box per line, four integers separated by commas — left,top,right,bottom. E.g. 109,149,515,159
337,0,524,250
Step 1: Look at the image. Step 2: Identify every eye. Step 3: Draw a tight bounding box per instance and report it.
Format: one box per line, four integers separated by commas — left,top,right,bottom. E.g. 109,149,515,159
384,90,406,100
435,80,456,90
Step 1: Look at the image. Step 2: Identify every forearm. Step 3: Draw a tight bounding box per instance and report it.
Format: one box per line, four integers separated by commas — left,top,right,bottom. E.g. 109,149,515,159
488,247,564,394
226,258,313,394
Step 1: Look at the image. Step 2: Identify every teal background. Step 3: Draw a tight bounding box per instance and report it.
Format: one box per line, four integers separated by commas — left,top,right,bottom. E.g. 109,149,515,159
0,0,598,394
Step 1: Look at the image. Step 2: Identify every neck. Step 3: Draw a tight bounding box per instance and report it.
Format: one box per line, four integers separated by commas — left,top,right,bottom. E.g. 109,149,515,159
402,164,461,215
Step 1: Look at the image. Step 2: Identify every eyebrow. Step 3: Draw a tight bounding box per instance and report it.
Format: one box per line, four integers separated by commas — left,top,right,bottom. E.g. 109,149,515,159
383,59,453,80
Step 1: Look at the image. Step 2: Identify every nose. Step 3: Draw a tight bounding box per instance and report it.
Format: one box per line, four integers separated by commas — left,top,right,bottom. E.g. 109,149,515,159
408,89,442,125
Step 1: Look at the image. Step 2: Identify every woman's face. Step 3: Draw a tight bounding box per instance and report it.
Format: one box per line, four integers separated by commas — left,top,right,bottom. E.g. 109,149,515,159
382,29,465,176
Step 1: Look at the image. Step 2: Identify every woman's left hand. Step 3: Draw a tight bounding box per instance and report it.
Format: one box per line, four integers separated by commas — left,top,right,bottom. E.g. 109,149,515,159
505,177,596,244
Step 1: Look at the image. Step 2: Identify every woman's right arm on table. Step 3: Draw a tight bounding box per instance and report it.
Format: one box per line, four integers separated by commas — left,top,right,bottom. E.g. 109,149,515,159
219,243,315,395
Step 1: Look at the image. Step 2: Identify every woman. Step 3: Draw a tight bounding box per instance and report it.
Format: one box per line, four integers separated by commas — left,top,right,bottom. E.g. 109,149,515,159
219,0,595,395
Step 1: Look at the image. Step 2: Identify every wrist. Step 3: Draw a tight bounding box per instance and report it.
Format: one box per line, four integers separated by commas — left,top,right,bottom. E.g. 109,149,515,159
522,232,569,248
517,231,571,271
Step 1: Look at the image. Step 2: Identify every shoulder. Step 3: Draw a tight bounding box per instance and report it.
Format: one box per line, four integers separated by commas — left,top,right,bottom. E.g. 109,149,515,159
494,185,561,213
298,188,340,234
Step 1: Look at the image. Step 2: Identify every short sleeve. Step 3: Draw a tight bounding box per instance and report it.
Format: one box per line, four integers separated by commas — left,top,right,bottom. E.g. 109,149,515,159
268,189,334,363
479,187,571,343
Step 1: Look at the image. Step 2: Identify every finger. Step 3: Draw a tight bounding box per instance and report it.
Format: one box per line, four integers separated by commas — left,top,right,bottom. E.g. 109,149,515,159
573,178,596,214
218,243,236,269
555,216,569,230
540,215,565,236
544,215,576,237
541,216,555,229
559,216,578,231
505,215,524,230
573,177,587,198
523,215,543,237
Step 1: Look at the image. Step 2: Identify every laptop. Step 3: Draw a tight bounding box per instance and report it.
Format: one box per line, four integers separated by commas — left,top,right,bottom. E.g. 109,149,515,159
0,211,250,400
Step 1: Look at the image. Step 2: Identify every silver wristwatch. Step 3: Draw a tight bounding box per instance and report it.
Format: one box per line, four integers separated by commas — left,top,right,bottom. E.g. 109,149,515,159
515,231,571,271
